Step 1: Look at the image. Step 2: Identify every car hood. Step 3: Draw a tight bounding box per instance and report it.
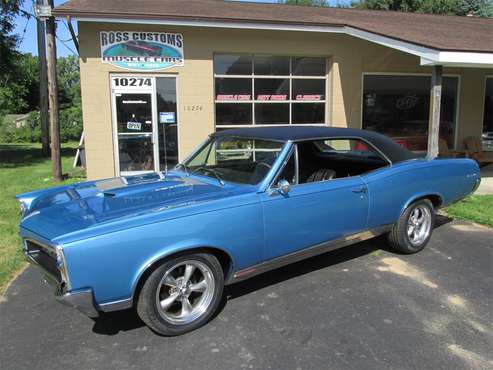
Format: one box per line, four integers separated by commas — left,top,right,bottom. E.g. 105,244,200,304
18,172,251,242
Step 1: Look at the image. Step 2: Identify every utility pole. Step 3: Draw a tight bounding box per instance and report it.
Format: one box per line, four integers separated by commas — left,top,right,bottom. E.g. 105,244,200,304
44,0,62,181
36,0,50,157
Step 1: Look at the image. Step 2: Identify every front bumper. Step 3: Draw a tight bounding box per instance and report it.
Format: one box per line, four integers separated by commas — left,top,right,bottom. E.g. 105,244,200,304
56,289,100,318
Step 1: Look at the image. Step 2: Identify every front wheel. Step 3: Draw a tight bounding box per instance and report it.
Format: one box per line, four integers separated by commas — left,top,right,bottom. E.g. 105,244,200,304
137,253,224,336
388,199,435,254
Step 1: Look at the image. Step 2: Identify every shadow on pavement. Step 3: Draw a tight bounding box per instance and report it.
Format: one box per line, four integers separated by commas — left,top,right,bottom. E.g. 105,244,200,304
91,215,453,336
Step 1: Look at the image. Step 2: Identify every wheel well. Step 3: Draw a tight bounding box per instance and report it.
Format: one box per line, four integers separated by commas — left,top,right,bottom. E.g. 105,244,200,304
132,247,233,305
412,194,443,209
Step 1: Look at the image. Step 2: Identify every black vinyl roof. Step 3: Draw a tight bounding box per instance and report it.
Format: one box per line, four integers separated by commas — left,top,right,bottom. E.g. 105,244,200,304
213,126,417,163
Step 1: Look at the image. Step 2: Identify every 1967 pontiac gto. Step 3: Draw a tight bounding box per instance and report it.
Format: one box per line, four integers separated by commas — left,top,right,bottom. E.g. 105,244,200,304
17,127,480,335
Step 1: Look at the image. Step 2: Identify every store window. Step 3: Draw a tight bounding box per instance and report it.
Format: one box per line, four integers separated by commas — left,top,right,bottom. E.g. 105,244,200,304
362,74,459,151
156,77,179,170
483,78,493,151
214,54,327,127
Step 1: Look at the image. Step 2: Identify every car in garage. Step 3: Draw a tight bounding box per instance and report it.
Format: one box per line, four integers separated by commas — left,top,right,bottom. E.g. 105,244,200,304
17,126,481,335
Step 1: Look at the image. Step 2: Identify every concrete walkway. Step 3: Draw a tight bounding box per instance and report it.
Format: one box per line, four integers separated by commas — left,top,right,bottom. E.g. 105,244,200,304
476,164,493,195
1,218,492,370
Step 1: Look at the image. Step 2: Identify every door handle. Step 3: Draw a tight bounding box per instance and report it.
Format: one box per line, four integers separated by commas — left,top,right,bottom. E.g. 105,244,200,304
352,186,368,194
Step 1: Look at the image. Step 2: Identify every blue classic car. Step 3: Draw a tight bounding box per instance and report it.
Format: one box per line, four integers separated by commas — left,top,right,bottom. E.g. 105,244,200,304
17,127,480,335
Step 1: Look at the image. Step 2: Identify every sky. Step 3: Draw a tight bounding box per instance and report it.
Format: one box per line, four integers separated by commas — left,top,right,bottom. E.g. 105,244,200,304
14,0,351,57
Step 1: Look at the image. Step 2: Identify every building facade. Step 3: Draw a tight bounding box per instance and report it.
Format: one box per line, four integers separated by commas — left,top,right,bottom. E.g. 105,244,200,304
56,1,493,179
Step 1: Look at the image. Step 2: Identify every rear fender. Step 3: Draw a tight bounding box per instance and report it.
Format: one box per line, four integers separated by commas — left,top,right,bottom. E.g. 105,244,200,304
400,192,444,216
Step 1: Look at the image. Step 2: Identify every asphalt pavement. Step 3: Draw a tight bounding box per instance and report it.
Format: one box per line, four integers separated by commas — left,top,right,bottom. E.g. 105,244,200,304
1,216,492,370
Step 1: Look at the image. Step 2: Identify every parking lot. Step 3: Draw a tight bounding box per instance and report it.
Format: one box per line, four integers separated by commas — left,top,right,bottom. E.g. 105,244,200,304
1,217,492,370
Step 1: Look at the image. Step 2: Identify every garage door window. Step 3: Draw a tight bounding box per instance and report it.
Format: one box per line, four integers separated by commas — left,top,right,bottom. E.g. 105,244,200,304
214,54,327,127
362,74,459,151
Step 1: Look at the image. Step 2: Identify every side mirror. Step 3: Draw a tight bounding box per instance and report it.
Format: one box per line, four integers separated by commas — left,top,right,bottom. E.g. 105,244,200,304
277,179,290,195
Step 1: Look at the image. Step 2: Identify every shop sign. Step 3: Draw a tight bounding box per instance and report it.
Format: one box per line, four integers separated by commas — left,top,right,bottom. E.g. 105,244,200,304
127,121,142,130
160,112,176,124
101,31,184,71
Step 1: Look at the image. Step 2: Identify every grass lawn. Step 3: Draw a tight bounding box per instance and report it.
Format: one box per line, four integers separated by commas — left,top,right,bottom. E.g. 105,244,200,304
446,195,493,228
0,142,85,293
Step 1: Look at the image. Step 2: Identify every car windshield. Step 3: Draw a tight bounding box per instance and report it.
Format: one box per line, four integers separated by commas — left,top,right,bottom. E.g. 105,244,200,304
182,136,285,185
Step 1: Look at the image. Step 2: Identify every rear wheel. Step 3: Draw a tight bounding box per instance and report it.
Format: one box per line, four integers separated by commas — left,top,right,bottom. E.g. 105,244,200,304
137,253,224,336
388,199,435,254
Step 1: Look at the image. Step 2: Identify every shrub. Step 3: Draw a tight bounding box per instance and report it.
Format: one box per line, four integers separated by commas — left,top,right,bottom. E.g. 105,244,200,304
0,105,83,143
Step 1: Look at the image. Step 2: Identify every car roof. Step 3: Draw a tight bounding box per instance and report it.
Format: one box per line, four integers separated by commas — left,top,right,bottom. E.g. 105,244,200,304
213,126,417,163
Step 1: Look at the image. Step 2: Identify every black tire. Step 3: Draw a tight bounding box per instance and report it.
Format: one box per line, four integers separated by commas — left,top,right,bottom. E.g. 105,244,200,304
136,253,224,336
306,169,336,183
387,199,435,254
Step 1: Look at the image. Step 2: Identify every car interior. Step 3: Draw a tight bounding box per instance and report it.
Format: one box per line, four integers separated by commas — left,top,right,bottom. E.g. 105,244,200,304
277,139,389,185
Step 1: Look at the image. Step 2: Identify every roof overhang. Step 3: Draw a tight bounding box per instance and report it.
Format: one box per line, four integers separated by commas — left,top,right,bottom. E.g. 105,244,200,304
70,16,493,69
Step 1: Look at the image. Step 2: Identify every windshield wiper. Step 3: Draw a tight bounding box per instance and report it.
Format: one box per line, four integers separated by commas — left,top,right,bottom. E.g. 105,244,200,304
193,167,225,186
175,163,190,176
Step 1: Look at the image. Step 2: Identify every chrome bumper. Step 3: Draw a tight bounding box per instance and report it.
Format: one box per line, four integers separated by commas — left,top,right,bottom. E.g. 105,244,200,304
56,289,100,318
22,239,100,318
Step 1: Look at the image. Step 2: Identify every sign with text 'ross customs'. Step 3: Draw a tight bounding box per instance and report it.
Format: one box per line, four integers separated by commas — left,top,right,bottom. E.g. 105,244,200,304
100,31,184,71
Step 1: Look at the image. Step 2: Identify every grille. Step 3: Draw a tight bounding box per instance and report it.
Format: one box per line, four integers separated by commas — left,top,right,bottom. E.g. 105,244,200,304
25,240,62,284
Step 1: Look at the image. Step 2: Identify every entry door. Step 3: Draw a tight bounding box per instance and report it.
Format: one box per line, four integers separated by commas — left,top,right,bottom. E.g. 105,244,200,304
111,76,179,176
113,91,156,175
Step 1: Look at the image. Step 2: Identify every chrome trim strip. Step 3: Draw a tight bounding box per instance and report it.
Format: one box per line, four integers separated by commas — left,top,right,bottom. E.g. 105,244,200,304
56,289,100,318
268,144,297,190
227,225,392,284
99,297,133,312
23,238,72,292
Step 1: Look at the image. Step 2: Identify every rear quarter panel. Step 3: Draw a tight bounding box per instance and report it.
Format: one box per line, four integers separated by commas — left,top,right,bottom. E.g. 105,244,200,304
362,158,480,228
60,192,263,305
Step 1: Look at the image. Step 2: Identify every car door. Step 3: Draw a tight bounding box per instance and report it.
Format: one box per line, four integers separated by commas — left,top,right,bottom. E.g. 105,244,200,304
259,145,369,261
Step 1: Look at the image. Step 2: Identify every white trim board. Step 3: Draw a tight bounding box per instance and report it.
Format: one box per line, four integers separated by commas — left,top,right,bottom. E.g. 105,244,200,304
73,16,493,69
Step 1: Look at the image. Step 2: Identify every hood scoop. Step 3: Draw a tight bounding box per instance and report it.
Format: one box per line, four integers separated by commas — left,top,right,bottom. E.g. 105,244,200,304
102,180,191,198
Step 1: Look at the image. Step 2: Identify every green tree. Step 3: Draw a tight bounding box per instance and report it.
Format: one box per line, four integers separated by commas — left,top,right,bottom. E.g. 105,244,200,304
57,55,81,108
0,0,25,76
352,0,493,17
0,53,39,114
458,0,493,16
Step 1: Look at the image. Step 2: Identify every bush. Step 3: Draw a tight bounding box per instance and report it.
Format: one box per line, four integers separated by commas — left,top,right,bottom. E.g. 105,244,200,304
0,105,83,143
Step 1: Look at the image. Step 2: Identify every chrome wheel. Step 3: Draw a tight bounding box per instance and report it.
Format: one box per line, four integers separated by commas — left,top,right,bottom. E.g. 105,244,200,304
155,260,215,325
407,205,432,246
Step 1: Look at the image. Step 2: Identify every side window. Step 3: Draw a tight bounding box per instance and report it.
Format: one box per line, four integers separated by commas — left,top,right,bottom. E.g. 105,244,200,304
298,138,387,184
274,149,296,185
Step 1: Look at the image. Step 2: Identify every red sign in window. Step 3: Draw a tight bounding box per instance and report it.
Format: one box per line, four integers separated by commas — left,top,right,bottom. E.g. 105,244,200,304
295,94,322,101
216,95,251,101
257,95,288,101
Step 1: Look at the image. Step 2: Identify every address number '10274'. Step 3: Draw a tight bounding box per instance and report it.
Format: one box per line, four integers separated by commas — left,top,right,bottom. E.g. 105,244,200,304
112,77,153,88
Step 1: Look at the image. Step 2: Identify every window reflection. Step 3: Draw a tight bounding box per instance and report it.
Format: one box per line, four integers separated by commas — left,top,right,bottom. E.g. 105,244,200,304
363,75,458,151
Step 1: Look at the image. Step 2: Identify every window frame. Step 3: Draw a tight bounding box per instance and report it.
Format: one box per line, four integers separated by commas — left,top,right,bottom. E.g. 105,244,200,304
483,76,493,152
361,72,461,150
214,54,329,128
270,137,391,189
482,76,493,131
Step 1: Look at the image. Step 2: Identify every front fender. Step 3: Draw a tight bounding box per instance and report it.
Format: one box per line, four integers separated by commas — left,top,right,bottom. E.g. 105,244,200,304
130,242,236,296
61,197,264,307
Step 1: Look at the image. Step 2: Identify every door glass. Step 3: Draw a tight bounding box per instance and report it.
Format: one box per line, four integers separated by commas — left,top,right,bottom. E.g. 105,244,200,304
115,93,155,173
156,77,179,170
